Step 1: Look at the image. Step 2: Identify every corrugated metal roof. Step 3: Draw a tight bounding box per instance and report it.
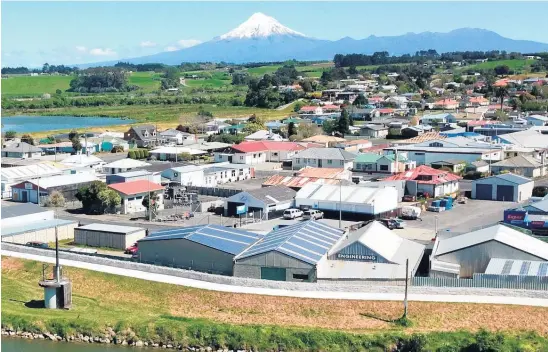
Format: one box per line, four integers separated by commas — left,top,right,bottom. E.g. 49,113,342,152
524,199,548,213
1,162,67,181
236,220,344,265
2,219,76,237
294,148,357,161
435,224,548,260
492,155,542,168
296,167,347,179
103,159,151,169
262,175,349,189
395,132,446,144
2,142,42,153
15,173,99,189
475,173,533,186
1,203,50,219
485,258,548,277
77,223,144,234
139,224,261,255
61,154,104,167
295,183,396,205
232,186,297,205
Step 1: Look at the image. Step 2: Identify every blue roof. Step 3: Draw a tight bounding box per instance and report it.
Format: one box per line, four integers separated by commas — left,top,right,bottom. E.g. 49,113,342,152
265,122,284,128
2,219,77,237
139,224,261,255
481,173,533,185
235,221,344,265
524,199,548,213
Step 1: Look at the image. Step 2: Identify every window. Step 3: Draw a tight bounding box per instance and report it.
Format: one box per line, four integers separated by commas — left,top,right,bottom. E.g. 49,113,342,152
253,154,257,158
273,152,278,156
415,152,425,156
380,165,388,171
296,158,300,163
128,197,135,201
231,170,236,177
136,195,143,200
340,160,344,165
239,156,244,160
293,274,309,280
429,142,443,147
327,159,333,165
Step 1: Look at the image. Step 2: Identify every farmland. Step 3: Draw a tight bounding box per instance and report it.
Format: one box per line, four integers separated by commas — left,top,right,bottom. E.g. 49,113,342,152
2,257,548,351
461,58,536,71
127,71,162,92
1,75,74,97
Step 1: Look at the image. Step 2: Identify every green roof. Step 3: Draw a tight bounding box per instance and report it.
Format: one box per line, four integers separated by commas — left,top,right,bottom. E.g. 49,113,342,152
354,153,382,163
282,118,303,124
385,154,408,162
229,123,246,129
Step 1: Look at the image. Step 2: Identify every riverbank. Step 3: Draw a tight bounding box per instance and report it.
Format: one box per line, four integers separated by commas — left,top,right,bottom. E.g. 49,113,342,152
3,256,548,351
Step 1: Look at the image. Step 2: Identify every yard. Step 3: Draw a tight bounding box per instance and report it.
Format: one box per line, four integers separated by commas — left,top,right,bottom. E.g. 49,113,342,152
2,256,548,351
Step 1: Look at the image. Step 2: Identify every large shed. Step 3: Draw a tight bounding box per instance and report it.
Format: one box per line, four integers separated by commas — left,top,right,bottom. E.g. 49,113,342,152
11,173,99,203
225,186,296,219
234,221,345,282
137,225,261,275
472,173,534,202
431,224,548,278
74,223,146,249
317,221,425,281
2,219,77,244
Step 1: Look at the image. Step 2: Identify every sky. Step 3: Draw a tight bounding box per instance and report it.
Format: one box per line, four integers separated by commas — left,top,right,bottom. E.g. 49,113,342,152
3,1,548,67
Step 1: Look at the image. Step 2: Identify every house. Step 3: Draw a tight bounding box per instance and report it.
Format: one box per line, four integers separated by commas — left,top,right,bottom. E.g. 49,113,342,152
334,139,372,152
95,137,129,152
359,124,389,138
468,96,489,106
102,159,151,175
472,173,534,202
526,115,548,126
1,142,42,159
148,146,207,161
244,130,284,141
159,129,197,145
161,165,216,187
265,121,285,132
387,121,409,136
420,113,457,125
292,148,356,170
108,180,165,215
430,159,467,173
224,186,296,219
214,141,306,165
299,106,323,115
384,165,461,198
227,123,246,134
401,125,433,138
433,99,459,110
124,125,165,147
301,135,346,147
203,164,254,184
353,153,416,174
384,96,408,109
37,140,99,155
11,173,99,203
491,155,547,178
60,154,105,171
380,85,397,93
106,170,161,185
349,108,380,121
466,160,490,173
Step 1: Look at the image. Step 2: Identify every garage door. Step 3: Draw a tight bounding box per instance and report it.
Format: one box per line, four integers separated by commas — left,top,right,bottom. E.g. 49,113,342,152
475,184,492,200
261,267,286,281
496,185,514,202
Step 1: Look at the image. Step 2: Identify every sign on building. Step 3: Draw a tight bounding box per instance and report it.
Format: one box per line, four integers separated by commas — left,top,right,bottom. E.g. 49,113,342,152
236,205,247,215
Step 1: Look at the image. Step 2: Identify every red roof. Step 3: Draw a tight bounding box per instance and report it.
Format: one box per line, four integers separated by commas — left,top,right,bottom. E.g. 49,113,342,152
296,167,346,179
434,99,458,106
378,108,394,113
368,96,384,103
467,120,497,127
300,106,320,111
384,165,461,184
322,104,340,110
108,180,164,195
469,96,487,103
232,141,306,153
361,143,390,153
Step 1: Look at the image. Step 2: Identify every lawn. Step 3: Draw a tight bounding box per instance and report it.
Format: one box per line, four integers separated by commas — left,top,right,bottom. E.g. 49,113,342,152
2,257,548,351
462,59,536,71
1,75,74,97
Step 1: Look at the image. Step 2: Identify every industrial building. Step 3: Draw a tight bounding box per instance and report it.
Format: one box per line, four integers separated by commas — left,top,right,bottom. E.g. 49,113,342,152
294,183,398,219
74,223,146,250
137,225,262,275
105,170,161,185
484,258,548,277
10,173,99,203
317,221,425,281
472,173,534,202
102,159,151,175
224,186,296,219
1,162,68,199
234,221,345,282
1,203,77,244
430,224,548,278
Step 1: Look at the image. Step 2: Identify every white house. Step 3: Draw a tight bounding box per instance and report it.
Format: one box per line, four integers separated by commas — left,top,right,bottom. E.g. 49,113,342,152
159,129,197,145
102,159,151,175
1,142,42,159
203,164,254,184
161,165,217,187
244,130,285,141
108,180,164,215
149,146,206,161
214,141,306,164
292,148,357,170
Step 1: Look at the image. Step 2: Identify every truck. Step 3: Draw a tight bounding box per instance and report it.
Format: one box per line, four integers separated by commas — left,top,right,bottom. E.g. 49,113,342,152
401,206,422,220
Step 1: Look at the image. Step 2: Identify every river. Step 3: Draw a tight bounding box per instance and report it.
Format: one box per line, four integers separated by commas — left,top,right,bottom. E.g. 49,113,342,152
2,116,134,133
2,338,128,351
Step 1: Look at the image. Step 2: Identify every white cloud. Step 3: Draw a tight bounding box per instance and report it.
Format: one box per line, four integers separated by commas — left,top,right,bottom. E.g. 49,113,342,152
140,41,157,48
89,48,117,56
75,46,87,52
164,46,179,52
177,39,202,48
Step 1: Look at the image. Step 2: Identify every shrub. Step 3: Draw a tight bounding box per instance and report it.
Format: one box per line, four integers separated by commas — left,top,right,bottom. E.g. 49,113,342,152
128,150,136,159
44,191,65,207
111,145,124,153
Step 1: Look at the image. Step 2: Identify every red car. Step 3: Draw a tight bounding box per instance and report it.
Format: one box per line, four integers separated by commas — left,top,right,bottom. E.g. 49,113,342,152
124,242,138,255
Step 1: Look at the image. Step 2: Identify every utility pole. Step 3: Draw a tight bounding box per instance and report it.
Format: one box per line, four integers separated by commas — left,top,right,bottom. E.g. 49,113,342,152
148,174,152,222
37,164,40,206
339,179,342,229
54,223,60,282
403,258,409,318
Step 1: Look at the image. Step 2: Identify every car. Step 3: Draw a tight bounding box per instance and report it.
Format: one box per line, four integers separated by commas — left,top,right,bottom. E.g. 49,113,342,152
25,241,49,249
402,195,417,202
392,219,407,229
303,209,324,220
283,208,303,219
124,242,138,255
379,219,396,230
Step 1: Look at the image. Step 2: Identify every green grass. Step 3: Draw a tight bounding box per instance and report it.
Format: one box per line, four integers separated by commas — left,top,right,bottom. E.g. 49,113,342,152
184,78,231,88
462,59,536,71
127,72,162,92
246,65,282,76
1,75,74,97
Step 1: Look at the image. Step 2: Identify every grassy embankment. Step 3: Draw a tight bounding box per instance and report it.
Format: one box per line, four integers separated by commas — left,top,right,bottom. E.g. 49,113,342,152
2,257,548,351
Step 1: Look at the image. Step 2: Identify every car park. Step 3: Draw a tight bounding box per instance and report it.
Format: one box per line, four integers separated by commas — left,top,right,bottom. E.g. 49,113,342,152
303,209,324,220
283,208,304,219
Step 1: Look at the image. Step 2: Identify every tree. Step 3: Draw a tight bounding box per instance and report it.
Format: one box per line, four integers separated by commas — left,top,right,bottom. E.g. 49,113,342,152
68,129,79,140
322,120,336,134
128,150,137,159
295,122,321,140
44,191,65,207
353,94,368,107
533,186,548,197
288,122,297,137
71,138,82,153
531,85,542,97
348,66,358,75
336,109,351,135
4,130,16,139
494,65,510,76
142,194,160,217
20,134,34,145
293,101,304,112
177,152,192,161
55,89,62,95
496,87,508,110
76,181,121,214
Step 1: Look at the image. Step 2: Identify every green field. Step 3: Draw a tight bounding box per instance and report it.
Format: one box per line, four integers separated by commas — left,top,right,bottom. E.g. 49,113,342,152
1,75,74,97
462,59,536,71
127,71,162,92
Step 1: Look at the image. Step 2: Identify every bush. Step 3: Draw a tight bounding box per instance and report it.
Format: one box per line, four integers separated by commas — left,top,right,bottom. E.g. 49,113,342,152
111,145,124,153
138,149,145,159
532,186,548,197
463,171,483,180
44,191,65,207
128,150,136,159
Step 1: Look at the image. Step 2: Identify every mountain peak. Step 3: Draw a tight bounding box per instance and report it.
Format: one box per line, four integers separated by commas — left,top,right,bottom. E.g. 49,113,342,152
219,12,306,40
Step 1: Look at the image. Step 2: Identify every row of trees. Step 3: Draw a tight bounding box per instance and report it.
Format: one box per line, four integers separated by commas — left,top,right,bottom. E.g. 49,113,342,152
244,67,304,108
68,68,139,93
114,62,166,72
1,63,78,75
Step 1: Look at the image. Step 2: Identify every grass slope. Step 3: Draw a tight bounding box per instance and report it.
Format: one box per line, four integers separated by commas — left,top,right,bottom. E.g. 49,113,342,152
1,75,73,97
127,72,162,92
463,59,536,71
2,257,548,352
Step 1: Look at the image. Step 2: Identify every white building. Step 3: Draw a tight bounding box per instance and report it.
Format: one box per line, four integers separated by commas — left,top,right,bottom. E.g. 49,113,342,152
244,130,285,141
108,180,164,215
102,159,151,175
1,162,68,198
161,165,216,187
159,129,197,145
292,148,357,170
214,141,305,165
149,146,206,161
472,173,534,202
61,154,105,172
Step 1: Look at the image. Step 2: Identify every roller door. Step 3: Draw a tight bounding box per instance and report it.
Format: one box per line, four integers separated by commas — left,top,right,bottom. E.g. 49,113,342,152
475,184,492,200
496,185,514,202
261,267,286,281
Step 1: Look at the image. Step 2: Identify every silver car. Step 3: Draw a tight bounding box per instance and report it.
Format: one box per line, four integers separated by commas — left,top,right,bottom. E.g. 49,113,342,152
303,210,324,220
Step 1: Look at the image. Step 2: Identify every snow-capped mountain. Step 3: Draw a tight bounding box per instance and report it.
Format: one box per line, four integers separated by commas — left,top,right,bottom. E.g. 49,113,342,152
82,13,548,67
218,12,305,40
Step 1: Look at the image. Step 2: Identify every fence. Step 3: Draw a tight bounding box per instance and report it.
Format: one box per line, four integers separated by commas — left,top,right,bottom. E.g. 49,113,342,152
185,186,241,198
413,275,548,290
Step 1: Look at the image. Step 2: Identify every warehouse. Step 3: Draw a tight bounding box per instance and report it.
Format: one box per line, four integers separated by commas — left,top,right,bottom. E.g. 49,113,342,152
10,173,99,203
430,224,548,278
106,170,161,185
317,221,425,281
234,221,345,282
224,186,296,219
1,203,55,228
1,162,68,198
294,183,398,220
484,258,548,277
74,223,146,250
472,173,534,202
137,224,261,275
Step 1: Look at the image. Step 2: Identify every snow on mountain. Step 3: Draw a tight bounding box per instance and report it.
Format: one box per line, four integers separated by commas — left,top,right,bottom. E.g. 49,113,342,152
218,12,306,40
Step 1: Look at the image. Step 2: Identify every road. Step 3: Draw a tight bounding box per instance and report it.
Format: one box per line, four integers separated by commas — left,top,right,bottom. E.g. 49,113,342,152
5,250,548,307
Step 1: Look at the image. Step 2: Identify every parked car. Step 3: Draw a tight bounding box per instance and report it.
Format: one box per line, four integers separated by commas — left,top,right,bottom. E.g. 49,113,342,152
379,218,396,230
392,219,407,229
25,241,49,249
124,242,138,255
401,206,421,220
402,195,417,202
283,208,303,219
303,209,324,220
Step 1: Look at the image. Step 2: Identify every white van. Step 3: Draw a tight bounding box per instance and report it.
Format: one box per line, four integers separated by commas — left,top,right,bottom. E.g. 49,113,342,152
303,209,324,220
283,208,303,219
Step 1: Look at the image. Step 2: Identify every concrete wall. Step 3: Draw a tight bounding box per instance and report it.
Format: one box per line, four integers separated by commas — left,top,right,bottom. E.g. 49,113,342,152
138,238,236,275
234,251,316,282
74,229,146,249
2,223,76,244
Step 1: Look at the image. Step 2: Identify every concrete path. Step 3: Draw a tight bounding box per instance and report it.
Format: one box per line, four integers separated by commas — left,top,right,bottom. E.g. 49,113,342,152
4,250,548,307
